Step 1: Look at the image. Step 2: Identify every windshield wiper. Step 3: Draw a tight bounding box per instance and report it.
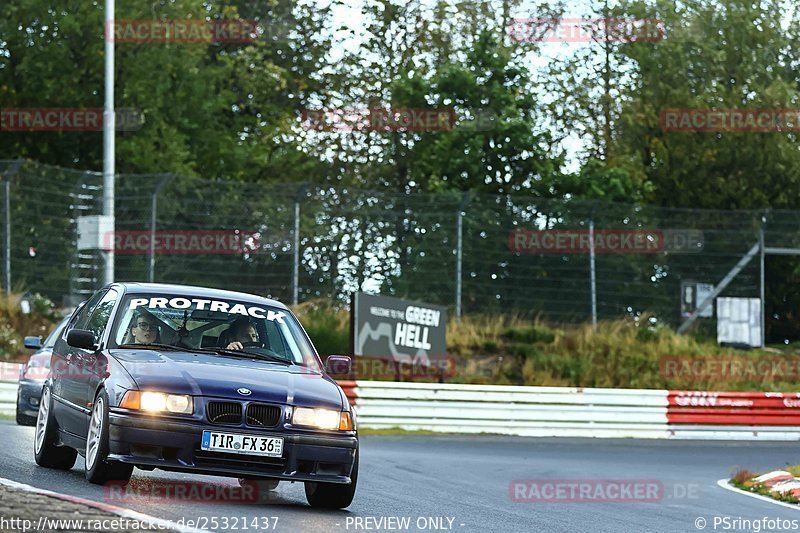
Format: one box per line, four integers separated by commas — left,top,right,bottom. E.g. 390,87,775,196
193,347,294,365
116,343,203,353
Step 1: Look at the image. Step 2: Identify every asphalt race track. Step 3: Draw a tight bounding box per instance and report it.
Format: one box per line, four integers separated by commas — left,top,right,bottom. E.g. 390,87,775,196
1,420,799,532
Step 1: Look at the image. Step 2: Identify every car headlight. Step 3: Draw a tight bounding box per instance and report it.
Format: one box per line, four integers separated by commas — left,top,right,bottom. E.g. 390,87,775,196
293,407,353,430
120,390,193,415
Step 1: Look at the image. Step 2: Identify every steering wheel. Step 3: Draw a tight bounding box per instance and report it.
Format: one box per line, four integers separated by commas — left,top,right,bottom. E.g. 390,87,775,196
241,341,265,349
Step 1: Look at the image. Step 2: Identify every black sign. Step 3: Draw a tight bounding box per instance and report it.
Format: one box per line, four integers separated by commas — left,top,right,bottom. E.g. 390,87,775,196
352,293,447,358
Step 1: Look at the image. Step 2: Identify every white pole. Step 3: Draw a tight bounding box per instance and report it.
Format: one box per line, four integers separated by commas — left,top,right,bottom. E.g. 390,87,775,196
103,0,115,285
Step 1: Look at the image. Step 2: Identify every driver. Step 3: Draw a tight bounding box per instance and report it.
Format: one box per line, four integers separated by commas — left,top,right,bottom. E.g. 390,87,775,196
225,318,259,350
129,310,160,344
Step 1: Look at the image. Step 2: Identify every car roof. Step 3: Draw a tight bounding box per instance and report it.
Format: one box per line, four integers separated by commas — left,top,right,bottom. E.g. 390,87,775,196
110,282,289,310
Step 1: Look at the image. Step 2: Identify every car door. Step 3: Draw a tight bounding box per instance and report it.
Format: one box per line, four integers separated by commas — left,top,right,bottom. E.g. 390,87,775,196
52,289,107,437
73,288,119,437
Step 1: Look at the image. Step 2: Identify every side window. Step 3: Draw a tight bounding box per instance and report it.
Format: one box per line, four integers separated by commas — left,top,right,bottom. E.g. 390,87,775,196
84,289,119,342
71,290,108,331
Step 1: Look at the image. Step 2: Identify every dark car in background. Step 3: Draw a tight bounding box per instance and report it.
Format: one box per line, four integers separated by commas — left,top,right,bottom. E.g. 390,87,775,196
34,283,358,509
16,316,71,426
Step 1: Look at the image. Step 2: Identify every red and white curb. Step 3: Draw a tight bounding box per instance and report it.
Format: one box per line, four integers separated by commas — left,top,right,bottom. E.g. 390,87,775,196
0,476,205,533
716,477,800,511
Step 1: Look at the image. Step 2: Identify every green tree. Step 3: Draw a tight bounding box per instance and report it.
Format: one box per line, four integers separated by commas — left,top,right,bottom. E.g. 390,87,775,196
612,0,800,209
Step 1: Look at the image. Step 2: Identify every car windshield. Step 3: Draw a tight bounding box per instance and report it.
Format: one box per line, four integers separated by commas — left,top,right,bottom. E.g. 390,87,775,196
109,294,321,369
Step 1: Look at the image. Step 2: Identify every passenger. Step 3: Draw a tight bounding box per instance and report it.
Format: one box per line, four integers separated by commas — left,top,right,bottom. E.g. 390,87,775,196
225,318,259,350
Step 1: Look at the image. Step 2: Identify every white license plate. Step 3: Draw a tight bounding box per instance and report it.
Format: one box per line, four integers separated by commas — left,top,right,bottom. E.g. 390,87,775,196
201,431,284,458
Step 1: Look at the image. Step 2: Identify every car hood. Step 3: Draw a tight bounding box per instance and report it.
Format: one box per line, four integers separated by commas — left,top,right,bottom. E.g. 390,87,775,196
109,349,344,410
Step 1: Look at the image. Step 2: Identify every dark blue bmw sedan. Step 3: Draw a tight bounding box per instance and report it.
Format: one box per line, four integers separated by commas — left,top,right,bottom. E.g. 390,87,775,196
34,283,358,509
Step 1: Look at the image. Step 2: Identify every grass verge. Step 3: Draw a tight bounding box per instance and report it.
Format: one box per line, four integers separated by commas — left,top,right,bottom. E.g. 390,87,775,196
729,468,800,504
294,299,796,391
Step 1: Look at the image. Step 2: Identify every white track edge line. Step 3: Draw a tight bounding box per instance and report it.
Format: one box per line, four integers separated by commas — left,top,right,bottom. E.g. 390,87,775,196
0,475,205,533
716,478,800,512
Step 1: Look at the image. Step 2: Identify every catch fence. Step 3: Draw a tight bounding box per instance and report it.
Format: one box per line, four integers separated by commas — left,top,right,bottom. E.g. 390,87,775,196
3,159,794,334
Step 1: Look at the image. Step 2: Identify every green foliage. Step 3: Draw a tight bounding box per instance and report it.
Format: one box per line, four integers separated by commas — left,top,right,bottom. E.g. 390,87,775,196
30,293,58,321
291,300,350,357
481,340,499,354
502,325,556,344
612,0,800,209
4,0,800,333
0,291,58,360
0,0,333,179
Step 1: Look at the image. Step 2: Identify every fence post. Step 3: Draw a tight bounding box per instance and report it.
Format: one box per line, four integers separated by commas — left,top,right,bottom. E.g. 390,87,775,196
3,178,10,294
455,192,471,320
292,184,309,305
148,174,173,283
2,161,23,294
589,203,598,328
759,211,767,347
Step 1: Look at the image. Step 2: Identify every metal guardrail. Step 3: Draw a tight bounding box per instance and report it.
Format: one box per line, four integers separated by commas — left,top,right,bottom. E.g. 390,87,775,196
346,381,800,440
0,382,18,416
666,390,800,440
348,381,670,439
0,362,21,381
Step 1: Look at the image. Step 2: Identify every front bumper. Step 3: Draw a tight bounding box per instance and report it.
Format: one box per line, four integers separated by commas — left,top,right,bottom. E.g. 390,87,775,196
17,380,44,418
108,412,357,484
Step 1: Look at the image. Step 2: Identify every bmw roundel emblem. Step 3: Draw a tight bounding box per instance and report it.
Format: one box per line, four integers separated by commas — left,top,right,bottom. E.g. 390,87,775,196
237,388,252,396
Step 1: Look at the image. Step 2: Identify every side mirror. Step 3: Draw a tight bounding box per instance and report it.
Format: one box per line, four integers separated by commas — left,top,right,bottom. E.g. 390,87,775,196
24,336,42,350
325,355,351,375
67,329,96,350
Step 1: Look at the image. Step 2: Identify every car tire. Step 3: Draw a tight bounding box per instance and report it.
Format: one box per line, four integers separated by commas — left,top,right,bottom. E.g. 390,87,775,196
85,388,133,484
33,385,77,470
304,449,358,509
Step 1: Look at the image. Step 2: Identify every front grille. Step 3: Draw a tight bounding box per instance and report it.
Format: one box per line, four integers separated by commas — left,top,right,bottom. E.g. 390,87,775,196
246,403,281,428
206,401,242,425
194,450,285,472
